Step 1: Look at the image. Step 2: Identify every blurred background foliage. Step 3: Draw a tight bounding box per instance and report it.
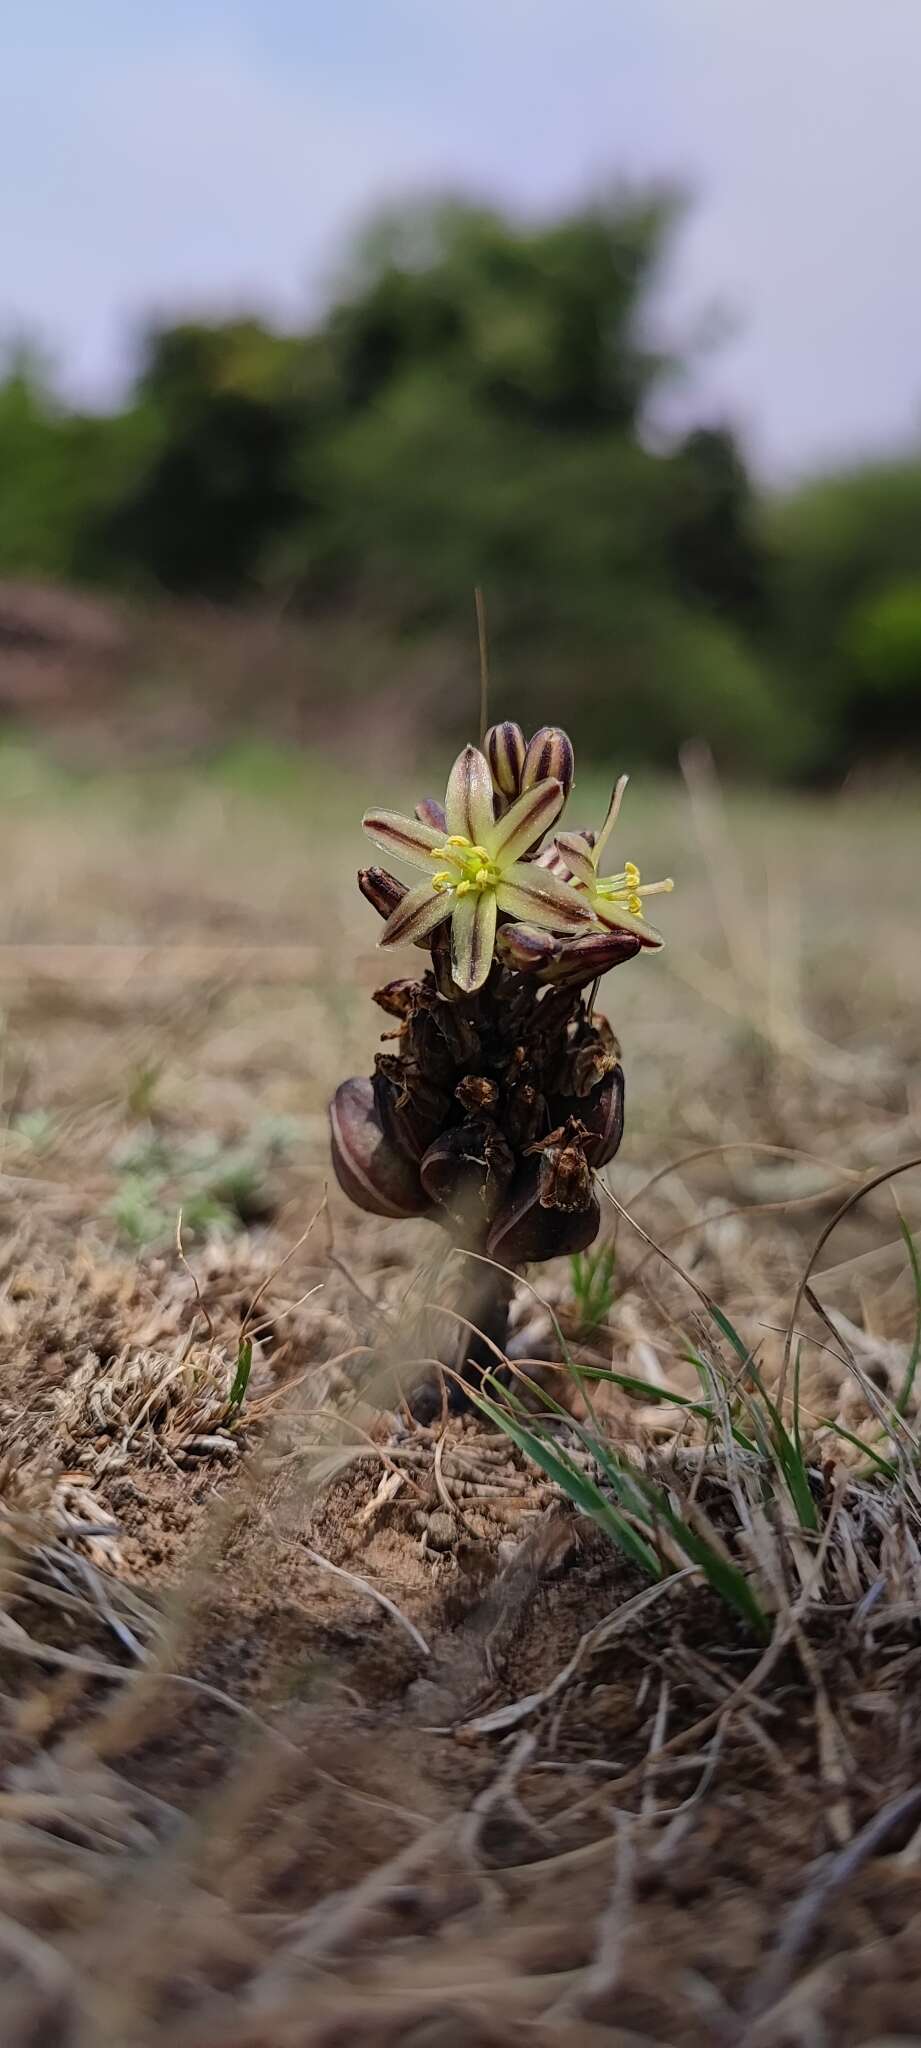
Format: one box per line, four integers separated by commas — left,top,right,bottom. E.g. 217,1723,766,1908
3,190,921,780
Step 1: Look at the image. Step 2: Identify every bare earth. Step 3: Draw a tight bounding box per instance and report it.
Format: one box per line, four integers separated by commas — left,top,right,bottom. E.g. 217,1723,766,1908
1,747,920,2046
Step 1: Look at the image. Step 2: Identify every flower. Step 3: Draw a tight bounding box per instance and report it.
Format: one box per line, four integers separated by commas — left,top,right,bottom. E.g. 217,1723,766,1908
552,775,674,946
363,742,592,993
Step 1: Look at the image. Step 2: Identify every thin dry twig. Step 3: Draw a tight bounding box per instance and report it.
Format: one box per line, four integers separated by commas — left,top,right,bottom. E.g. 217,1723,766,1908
301,1545,431,1658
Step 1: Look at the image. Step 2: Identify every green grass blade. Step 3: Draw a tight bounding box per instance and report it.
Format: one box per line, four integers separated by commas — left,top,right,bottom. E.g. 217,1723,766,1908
726,1348,819,1533
486,1368,654,1524
683,1348,759,1451
463,1380,663,1579
707,1302,753,1371
563,1363,715,1419
624,1466,771,1640
473,1372,768,1638
228,1336,253,1415
894,1216,921,1417
820,1418,898,1481
792,1341,804,1463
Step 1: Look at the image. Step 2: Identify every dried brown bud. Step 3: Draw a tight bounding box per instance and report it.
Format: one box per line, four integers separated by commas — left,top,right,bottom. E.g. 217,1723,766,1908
455,1074,499,1116
487,1163,600,1265
551,1064,624,1170
372,978,419,1020
485,721,527,800
527,1119,595,1213
329,1077,430,1219
556,1015,619,1097
581,1067,625,1167
359,866,407,922
521,726,575,800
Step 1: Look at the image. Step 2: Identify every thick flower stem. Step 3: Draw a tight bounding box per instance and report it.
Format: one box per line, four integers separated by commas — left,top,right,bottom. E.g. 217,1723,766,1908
409,1252,516,1422
457,1254,517,1400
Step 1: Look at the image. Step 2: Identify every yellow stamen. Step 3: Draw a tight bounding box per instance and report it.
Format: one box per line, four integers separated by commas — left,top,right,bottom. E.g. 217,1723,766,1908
432,871,452,891
455,879,473,896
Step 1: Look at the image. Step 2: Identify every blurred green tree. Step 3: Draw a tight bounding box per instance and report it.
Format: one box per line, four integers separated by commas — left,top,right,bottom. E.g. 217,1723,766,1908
768,458,921,771
0,193,864,774
96,321,320,597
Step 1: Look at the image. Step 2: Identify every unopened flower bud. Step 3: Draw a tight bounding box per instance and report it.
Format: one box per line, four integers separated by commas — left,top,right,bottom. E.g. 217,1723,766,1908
521,726,575,800
485,721,527,800
359,867,439,952
532,928,642,990
495,923,561,976
536,827,595,877
329,1077,431,1219
359,866,407,923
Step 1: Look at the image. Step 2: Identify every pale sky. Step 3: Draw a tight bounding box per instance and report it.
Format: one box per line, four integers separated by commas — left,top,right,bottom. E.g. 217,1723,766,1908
5,0,921,480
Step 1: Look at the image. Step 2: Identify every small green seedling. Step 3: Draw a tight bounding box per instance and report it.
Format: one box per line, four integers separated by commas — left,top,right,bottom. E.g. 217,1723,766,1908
569,1243,617,1331
227,1337,253,1417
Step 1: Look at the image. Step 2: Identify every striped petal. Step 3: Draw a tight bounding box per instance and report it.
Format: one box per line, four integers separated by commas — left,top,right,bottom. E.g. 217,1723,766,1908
593,900,664,948
552,832,598,889
379,880,454,949
521,726,575,798
494,921,561,973
363,809,447,872
444,745,495,844
487,778,564,864
485,721,526,799
450,889,498,993
495,862,593,934
415,796,447,832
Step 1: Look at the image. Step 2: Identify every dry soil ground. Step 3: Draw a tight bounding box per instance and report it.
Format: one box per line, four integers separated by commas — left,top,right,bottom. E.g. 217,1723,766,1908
0,742,920,2046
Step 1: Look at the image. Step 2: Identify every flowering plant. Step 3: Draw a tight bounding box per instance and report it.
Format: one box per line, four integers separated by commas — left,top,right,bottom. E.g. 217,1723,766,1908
329,721,672,1405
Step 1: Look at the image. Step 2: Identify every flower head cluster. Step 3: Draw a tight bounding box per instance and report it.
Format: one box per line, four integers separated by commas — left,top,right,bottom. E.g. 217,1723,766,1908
363,723,672,994
332,717,674,1410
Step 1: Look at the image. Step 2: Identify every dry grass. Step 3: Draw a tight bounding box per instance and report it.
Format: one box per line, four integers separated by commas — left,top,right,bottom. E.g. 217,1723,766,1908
0,737,919,2045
